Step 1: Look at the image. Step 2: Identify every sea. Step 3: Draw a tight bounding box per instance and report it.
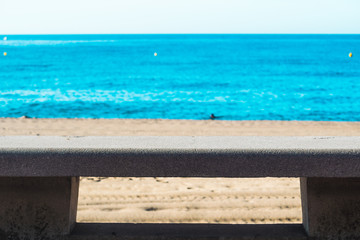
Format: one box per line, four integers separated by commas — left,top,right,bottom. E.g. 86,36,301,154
0,34,359,121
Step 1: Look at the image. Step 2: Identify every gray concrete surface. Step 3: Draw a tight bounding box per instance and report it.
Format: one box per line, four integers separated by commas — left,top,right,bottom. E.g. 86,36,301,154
70,223,308,240
1,137,360,239
0,136,360,177
0,177,79,240
1,136,360,150
301,177,360,239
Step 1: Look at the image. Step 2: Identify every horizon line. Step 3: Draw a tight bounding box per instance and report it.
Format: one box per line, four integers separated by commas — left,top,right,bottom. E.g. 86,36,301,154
1,33,360,36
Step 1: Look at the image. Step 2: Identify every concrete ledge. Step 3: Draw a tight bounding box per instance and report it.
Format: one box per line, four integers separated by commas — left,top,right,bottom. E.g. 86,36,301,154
0,136,360,177
301,177,360,239
70,223,308,240
0,177,79,239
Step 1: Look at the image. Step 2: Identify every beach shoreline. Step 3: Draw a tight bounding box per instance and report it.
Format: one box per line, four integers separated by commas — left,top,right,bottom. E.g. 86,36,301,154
1,118,360,136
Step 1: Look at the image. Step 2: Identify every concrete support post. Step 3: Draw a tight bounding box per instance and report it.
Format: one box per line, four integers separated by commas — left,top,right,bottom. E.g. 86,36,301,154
301,177,360,239
0,177,79,239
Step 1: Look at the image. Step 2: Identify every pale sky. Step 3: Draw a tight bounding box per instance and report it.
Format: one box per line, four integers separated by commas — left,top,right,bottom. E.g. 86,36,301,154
1,0,359,34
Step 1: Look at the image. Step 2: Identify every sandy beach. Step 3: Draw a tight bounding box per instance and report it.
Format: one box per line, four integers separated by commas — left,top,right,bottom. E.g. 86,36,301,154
1,118,359,224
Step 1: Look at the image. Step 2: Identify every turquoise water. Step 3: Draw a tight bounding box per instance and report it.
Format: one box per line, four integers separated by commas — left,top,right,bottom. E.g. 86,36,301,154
0,34,359,120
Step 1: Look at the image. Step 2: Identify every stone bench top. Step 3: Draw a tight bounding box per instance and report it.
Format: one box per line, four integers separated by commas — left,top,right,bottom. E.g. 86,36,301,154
0,136,359,177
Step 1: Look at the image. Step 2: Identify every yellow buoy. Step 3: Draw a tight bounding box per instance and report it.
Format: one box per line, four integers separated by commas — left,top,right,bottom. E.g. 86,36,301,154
349,52,353,58
3,36,7,41
3,52,7,56
154,52,157,57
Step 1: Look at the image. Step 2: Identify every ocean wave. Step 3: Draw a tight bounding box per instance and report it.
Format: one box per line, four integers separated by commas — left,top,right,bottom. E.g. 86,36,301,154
0,89,271,104
1,34,359,120
0,40,116,46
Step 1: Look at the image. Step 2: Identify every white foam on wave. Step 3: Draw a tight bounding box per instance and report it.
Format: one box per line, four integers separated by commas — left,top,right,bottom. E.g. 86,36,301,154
0,89,273,104
0,40,116,46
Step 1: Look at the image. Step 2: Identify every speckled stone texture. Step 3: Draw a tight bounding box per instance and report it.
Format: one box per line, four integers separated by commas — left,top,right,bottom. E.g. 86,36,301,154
0,136,360,177
1,136,360,239
0,177,79,240
301,177,360,240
